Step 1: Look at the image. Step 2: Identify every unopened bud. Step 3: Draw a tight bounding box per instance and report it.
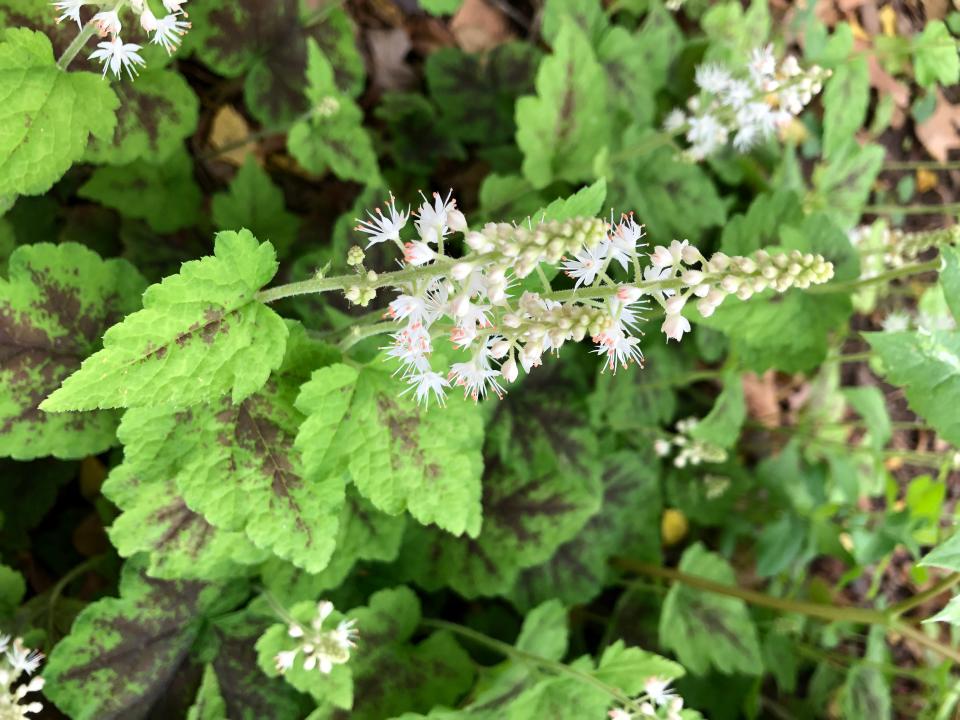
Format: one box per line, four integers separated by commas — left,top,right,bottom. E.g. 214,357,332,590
346,246,365,266
502,357,519,382
450,262,473,281
490,340,511,358
617,286,643,303
448,208,468,233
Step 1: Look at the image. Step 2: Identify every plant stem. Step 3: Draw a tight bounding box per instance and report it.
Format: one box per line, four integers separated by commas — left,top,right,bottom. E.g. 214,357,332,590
45,554,106,647
889,573,960,618
338,321,397,351
57,0,128,71
865,203,960,215
615,558,960,665
883,160,960,171
806,259,940,295
420,618,645,713
830,351,873,364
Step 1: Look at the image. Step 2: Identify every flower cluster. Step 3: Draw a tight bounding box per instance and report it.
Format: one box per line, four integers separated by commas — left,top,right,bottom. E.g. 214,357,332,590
0,636,44,719
654,417,728,467
664,45,829,160
274,601,358,675
645,239,835,342
849,223,960,273
608,678,684,720
53,0,191,79
346,191,834,406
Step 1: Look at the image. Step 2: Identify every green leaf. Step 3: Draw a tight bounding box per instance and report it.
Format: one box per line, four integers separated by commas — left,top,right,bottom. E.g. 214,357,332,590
822,57,869,159
426,43,541,145
190,0,357,127
398,449,601,597
841,664,891,720
85,68,199,165
913,21,960,88
508,451,661,610
866,330,960,445
541,0,608,47
42,229,288,411
940,245,960,322
209,610,307,719
701,0,770,63
810,141,884,230
537,178,607,221
44,558,246,720
701,213,857,372
0,243,146,459
632,0,683,92
516,600,569,660
0,28,118,196
78,148,202,233
288,40,380,185
212,158,300,255
659,543,764,675
187,665,228,720
594,640,685,694
295,362,485,537
690,372,745,449
375,93,466,175
598,27,656,125
609,134,726,242
921,530,960,572
516,19,610,188
104,407,270,581
262,491,405,604
926,594,960,626
506,675,607,720
420,0,465,15
0,563,25,614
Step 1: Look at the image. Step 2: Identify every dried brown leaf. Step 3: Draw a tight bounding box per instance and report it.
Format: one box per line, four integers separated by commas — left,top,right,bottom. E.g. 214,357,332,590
916,89,960,163
451,0,512,52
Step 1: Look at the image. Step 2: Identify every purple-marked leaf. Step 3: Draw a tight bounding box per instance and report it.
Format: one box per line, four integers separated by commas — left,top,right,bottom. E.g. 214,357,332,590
43,558,248,720
0,243,145,459
41,229,288,411
508,451,662,610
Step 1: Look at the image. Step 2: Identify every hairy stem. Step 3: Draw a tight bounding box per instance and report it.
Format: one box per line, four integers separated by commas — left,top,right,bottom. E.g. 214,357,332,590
420,618,645,713
616,558,960,665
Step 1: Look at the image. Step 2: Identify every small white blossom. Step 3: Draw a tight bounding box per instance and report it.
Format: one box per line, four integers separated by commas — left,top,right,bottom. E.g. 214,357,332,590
695,63,731,93
661,313,690,342
0,638,45,718
52,0,86,27
152,13,191,54
89,37,146,79
403,369,449,407
356,194,409,247
403,241,437,266
882,311,911,333
562,244,608,287
163,0,188,12
416,190,456,245
92,9,121,35
274,600,357,676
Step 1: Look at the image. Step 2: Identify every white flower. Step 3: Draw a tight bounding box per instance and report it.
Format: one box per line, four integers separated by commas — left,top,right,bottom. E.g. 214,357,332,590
92,9,121,35
609,710,632,720
449,345,504,401
89,37,145,79
662,313,690,342
501,357,519,382
593,327,643,373
274,650,297,672
606,216,644,271
749,44,776,84
722,79,753,108
404,368,449,407
139,7,158,31
332,619,359,650
403,241,436,266
152,13,191,54
387,293,428,323
663,108,687,133
276,600,355,676
385,321,432,373
52,0,86,27
644,677,676,706
687,114,728,159
356,194,409,247
163,0,188,12
416,190,455,245
695,63,731,93
882,311,911,333
561,244,607,287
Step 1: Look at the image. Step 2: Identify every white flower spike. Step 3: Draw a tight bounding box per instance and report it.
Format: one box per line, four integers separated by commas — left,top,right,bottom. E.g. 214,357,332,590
89,37,146,79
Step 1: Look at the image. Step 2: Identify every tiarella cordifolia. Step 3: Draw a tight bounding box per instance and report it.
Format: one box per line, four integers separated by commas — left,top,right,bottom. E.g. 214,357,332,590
654,417,728,468
663,45,829,161
0,636,44,719
608,678,684,720
344,192,836,407
52,0,191,78
273,601,358,675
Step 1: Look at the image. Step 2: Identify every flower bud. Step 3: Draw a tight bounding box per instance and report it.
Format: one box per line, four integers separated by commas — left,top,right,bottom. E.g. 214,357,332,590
490,340,511,358
681,245,701,265
708,252,730,272
450,262,473,281
665,294,687,315
617,286,643,303
681,270,704,286
140,7,158,31
697,298,717,317
448,208,468,233
451,293,471,317
720,276,740,293
501,357,519,382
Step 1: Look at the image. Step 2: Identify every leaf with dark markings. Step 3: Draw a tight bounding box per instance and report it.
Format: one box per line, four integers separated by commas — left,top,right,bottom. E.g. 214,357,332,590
42,229,288,411
508,451,661,610
295,362,485,538
375,93,466,175
516,19,610,188
810,141,884,230
398,454,601,598
85,68,199,166
190,0,362,127
0,243,145,460
288,40,380,185
659,543,763,675
43,557,247,720
426,43,541,144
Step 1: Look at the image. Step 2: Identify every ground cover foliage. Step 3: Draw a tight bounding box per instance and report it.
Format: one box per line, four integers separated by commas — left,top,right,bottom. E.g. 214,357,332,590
1,0,960,718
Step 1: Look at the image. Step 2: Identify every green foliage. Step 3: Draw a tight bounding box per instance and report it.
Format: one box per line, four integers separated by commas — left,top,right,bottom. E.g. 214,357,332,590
0,243,145,459
821,57,869,159
0,28,117,196
516,20,609,188
287,40,380,185
42,229,288,411
660,543,764,675
212,159,300,255
913,21,960,88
